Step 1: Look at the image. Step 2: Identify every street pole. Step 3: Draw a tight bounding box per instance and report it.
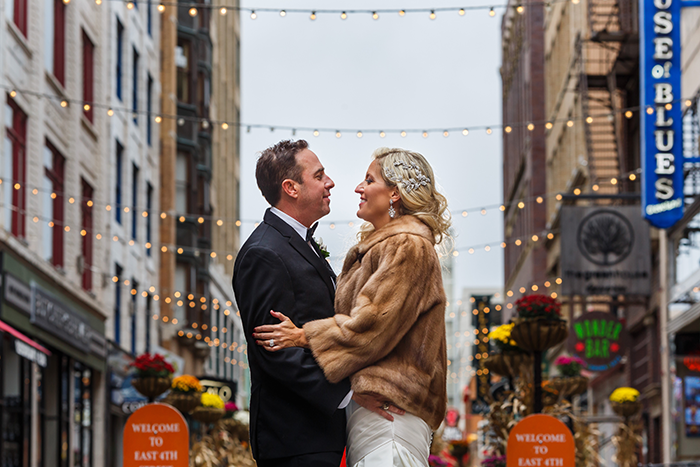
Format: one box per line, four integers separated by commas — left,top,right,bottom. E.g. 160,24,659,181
533,350,542,413
659,228,672,463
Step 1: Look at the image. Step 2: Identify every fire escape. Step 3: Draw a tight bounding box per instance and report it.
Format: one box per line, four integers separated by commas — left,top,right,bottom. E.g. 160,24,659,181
579,0,638,194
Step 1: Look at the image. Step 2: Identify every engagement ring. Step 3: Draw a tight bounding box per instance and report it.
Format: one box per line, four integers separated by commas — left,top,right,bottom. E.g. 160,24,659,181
382,402,389,411
269,339,274,348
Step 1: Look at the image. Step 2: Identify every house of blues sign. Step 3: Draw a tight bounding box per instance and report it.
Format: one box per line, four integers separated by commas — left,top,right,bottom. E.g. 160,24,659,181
641,0,685,228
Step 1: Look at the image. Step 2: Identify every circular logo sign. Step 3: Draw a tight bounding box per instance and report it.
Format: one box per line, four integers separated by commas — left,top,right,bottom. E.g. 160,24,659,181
577,209,634,266
507,414,574,467
568,311,628,372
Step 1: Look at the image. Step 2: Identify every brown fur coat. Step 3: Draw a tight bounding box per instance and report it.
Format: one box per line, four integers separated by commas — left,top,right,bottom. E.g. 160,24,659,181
303,215,447,429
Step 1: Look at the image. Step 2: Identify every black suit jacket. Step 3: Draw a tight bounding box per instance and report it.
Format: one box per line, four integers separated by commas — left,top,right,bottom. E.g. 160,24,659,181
232,209,351,460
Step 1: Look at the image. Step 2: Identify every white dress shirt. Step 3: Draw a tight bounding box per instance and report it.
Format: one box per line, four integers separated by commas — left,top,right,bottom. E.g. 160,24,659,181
268,207,353,409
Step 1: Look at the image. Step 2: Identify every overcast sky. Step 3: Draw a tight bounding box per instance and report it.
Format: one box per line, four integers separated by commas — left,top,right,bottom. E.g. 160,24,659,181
238,1,505,301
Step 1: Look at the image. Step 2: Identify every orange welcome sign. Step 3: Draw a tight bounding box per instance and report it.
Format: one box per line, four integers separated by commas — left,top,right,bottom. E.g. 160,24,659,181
123,403,189,467
507,414,575,467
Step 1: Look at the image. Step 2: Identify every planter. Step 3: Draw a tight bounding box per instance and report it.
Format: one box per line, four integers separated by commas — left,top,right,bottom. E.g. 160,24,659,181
132,377,172,399
550,376,588,397
611,400,641,418
510,318,568,352
190,406,225,424
164,391,201,414
484,352,532,377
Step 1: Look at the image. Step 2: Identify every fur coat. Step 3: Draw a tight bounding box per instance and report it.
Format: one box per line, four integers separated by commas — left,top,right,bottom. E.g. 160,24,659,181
303,215,447,430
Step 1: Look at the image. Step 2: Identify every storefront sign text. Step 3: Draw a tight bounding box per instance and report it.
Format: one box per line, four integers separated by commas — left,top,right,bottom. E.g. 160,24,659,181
507,415,574,467
641,0,684,227
123,403,188,467
31,284,92,352
568,312,629,371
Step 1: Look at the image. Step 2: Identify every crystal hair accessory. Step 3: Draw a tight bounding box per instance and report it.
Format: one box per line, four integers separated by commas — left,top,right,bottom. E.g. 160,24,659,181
384,160,431,194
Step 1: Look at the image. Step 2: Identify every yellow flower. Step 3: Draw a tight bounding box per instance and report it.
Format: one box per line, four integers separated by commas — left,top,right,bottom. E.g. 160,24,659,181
609,387,640,403
171,375,203,392
201,392,224,409
489,323,517,346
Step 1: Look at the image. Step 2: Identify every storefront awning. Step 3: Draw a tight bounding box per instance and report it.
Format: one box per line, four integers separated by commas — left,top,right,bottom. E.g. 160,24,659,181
0,319,51,367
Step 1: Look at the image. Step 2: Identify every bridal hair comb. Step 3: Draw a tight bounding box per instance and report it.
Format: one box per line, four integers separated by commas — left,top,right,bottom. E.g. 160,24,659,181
384,160,431,194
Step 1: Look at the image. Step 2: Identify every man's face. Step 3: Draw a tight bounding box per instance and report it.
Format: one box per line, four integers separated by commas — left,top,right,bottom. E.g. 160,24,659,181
295,149,335,223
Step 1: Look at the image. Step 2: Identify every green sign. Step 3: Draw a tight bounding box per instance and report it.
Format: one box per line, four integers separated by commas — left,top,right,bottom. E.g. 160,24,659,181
568,312,628,371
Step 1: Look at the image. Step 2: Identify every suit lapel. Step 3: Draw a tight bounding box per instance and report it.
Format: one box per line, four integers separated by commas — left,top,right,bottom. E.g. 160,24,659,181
264,210,336,299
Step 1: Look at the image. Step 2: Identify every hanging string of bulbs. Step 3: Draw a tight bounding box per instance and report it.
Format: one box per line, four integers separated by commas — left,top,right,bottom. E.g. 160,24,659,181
89,0,575,19
4,85,696,147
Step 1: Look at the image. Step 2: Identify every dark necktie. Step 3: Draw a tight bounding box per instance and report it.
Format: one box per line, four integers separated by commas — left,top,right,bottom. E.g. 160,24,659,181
305,222,319,242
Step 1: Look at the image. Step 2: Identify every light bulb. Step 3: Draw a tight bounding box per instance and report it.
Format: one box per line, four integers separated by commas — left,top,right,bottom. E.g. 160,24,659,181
399,10,406,16
279,10,286,17
459,8,465,15
336,131,341,138
372,12,379,20
379,131,386,138
357,131,363,138
341,11,347,19
310,11,316,20
462,129,469,135
250,10,257,19
313,130,319,137
220,7,226,15
157,4,165,12
401,131,407,137
430,10,436,19
489,7,496,16
189,7,197,17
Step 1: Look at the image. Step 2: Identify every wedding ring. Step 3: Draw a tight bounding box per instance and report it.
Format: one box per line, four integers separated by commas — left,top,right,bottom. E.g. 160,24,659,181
269,339,274,348
382,402,390,411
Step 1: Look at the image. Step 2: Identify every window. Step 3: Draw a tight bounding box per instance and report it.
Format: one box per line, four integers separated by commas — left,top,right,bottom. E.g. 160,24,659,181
146,74,153,146
44,142,65,267
5,96,27,239
146,183,152,256
175,153,188,214
131,164,138,240
132,48,139,125
130,279,138,355
8,0,28,36
81,180,93,291
72,362,92,467
175,40,190,103
115,264,123,344
82,32,94,122
46,0,65,85
145,295,151,354
115,142,123,224
147,0,152,36
116,20,123,101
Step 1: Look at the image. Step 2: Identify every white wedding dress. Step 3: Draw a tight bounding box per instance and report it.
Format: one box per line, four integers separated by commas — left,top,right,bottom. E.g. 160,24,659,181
345,401,432,467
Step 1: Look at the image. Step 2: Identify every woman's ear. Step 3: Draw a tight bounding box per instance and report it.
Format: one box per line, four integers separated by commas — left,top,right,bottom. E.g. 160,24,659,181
281,179,299,199
390,188,401,204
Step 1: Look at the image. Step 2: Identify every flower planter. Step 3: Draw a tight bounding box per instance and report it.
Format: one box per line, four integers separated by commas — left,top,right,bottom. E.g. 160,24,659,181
510,318,568,352
190,406,225,424
132,377,172,399
165,391,201,414
611,400,641,418
550,376,588,397
484,352,532,377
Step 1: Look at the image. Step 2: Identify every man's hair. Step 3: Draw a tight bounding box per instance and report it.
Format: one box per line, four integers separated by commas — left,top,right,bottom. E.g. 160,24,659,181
255,140,309,206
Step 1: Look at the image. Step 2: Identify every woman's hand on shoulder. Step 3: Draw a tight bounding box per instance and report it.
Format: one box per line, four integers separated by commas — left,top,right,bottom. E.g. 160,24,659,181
253,310,309,351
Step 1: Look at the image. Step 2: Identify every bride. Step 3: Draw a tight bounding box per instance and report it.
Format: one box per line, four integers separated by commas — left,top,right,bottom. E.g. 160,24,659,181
253,147,451,467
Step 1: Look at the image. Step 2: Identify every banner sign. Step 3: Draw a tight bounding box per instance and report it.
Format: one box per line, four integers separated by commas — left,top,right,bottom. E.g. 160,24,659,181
560,206,651,295
568,312,629,371
640,0,684,228
507,415,575,467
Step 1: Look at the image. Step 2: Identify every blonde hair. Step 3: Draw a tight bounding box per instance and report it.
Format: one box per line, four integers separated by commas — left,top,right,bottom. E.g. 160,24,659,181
358,147,452,245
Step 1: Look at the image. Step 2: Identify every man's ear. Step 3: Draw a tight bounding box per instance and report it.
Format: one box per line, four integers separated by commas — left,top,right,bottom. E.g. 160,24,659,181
281,179,299,199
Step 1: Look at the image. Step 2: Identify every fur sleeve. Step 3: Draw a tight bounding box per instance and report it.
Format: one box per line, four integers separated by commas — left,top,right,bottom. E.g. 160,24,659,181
303,234,437,383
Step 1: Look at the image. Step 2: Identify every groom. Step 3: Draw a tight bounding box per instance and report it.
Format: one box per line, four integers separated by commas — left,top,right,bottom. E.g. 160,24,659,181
233,140,398,467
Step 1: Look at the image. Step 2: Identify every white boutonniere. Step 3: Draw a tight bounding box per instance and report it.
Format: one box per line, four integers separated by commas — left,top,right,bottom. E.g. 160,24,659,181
315,237,330,258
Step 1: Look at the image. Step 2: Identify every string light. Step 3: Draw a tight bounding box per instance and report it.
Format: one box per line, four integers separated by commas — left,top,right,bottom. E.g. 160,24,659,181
250,10,257,19
310,11,316,20
489,7,496,16
157,4,165,12
279,10,286,17
340,11,347,19
430,10,436,19
399,9,406,16
189,7,197,16
220,7,226,15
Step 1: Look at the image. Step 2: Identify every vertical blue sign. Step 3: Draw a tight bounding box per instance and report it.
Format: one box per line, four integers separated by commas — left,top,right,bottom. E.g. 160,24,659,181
641,0,684,228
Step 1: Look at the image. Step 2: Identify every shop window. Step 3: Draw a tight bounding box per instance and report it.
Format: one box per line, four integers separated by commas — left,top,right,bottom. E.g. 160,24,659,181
82,32,94,123
40,352,70,467
2,335,32,467
4,97,27,239
81,180,94,291
72,362,92,467
43,142,65,268
175,40,190,103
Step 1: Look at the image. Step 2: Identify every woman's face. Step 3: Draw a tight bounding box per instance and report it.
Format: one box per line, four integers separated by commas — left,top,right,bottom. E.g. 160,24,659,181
355,159,397,228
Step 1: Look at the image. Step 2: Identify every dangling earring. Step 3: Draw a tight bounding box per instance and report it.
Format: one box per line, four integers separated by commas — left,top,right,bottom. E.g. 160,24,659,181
389,199,396,218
